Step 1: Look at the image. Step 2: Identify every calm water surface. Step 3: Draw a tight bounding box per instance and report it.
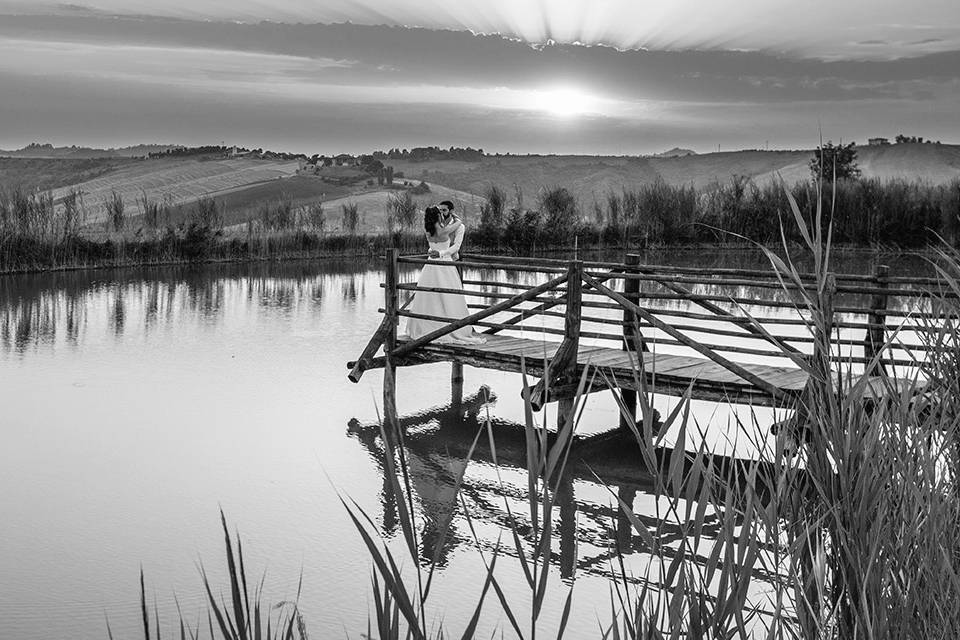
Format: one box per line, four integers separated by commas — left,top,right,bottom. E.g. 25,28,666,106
0,250,934,639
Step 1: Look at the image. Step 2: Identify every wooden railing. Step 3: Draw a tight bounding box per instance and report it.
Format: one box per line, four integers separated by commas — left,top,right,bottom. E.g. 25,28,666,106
350,250,957,394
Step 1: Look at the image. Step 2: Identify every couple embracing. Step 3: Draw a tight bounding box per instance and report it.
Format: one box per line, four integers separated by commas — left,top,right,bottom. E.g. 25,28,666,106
404,201,486,345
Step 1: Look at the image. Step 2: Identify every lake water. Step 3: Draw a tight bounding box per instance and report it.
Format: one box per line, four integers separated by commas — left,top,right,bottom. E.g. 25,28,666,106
0,250,934,639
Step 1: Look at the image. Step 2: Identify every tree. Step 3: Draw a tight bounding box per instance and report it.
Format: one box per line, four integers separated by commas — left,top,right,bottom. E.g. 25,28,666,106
810,141,860,181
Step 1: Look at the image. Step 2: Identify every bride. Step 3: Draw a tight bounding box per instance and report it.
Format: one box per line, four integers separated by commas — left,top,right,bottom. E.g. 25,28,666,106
404,206,486,344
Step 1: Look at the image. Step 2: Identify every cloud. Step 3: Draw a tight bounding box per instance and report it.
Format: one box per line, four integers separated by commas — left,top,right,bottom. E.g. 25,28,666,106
3,0,960,60
2,15,958,105
0,13,957,153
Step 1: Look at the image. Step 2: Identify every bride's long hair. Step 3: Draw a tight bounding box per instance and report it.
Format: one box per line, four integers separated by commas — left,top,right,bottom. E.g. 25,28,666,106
423,206,441,236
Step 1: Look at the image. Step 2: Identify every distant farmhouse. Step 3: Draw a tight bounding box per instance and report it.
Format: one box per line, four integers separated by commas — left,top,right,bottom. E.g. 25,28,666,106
868,137,891,146
297,152,399,187
230,145,255,157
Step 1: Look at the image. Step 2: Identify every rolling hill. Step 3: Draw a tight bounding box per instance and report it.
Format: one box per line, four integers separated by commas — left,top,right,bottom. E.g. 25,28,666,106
3,142,957,234
48,157,300,223
392,143,960,208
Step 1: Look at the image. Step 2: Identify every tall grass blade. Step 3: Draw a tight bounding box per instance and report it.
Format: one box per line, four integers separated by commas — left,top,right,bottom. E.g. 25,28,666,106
105,612,115,640
199,559,236,640
219,509,248,640
339,496,425,639
460,502,525,640
140,566,151,640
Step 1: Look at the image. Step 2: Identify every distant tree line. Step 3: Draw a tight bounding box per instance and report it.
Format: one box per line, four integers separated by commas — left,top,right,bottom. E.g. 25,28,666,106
895,134,940,144
370,146,485,162
149,146,306,160
149,145,232,159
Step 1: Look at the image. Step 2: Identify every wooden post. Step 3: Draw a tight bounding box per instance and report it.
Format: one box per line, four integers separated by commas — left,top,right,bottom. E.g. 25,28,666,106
864,264,889,376
558,260,582,430
616,485,637,552
619,253,644,432
383,249,400,433
450,361,464,418
557,474,576,580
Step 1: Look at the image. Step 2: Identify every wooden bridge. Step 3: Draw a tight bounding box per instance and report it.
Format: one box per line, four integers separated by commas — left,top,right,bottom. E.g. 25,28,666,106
348,250,953,435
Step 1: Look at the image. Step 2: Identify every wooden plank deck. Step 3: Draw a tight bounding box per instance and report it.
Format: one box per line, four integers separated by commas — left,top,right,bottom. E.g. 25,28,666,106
394,333,815,406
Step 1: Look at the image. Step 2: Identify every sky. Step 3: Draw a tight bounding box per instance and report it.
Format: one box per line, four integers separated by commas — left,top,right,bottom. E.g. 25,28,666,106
0,0,958,155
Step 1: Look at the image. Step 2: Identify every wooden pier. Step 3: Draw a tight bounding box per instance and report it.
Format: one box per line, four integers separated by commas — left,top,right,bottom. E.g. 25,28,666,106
348,250,953,435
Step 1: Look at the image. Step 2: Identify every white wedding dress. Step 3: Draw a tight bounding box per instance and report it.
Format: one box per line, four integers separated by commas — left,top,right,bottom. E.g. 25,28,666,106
404,239,487,344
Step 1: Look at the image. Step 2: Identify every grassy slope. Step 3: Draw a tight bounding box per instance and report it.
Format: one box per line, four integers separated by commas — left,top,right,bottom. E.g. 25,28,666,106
0,157,136,193
194,176,353,227
326,183,480,232
50,156,300,224
392,144,960,208
228,181,483,234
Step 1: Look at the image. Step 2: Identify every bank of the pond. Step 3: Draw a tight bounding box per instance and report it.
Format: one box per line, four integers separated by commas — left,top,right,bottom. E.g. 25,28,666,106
0,227,929,276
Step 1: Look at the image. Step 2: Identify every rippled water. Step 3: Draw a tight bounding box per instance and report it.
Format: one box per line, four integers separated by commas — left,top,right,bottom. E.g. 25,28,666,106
0,250,934,639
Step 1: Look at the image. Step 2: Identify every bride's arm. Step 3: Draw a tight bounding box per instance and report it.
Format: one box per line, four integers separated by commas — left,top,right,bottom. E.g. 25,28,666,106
436,219,462,238
426,232,440,258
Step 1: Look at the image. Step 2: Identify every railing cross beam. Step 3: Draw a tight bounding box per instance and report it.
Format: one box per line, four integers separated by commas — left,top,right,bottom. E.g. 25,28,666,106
581,272,789,402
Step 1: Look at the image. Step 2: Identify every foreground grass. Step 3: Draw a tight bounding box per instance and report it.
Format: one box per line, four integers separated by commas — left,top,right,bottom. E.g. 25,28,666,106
125,179,960,638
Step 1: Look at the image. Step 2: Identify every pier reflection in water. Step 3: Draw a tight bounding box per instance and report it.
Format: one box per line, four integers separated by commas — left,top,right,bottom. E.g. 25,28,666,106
346,385,780,591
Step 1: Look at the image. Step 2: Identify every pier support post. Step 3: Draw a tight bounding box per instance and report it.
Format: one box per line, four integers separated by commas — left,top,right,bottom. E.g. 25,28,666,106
616,485,637,552
557,474,576,580
383,248,400,434
451,361,464,418
864,264,889,376
558,260,583,431
619,253,644,432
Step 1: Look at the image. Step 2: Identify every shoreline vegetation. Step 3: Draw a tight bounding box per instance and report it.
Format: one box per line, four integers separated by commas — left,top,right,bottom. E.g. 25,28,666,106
2,175,959,275
129,184,960,638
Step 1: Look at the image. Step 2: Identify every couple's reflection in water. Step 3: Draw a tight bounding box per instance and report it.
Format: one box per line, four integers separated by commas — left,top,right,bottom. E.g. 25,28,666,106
347,385,728,582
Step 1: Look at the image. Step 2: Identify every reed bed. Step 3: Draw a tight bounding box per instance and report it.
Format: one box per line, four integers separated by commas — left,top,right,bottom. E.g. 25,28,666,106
4,175,959,273
474,177,960,251
0,226,428,274
127,179,960,639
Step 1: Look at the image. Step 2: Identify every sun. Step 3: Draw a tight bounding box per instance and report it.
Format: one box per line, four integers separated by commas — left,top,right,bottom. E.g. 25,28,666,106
530,86,599,118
